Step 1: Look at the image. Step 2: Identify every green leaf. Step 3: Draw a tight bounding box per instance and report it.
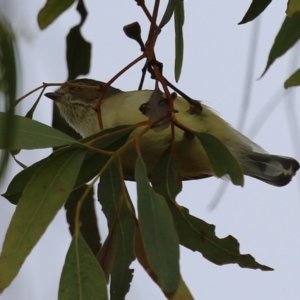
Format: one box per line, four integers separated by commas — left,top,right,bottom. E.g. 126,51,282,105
194,132,244,186
38,0,76,30
65,185,101,255
238,0,272,24
2,125,133,205
2,155,49,205
136,156,180,293
172,205,273,271
286,0,300,17
0,147,86,292
98,161,135,300
284,68,300,88
159,0,180,29
151,152,273,271
135,226,193,299
166,278,194,300
0,112,77,150
174,1,184,82
261,12,300,76
58,232,108,300
66,0,91,80
0,15,18,180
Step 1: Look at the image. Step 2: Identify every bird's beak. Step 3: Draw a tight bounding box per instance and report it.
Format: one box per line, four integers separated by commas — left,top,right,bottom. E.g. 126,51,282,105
44,92,61,101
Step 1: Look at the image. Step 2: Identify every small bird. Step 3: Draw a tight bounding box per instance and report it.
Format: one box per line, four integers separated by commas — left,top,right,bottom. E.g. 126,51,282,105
45,78,299,186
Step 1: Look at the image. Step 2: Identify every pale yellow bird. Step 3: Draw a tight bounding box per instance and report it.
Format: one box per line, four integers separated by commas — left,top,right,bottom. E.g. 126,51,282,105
45,78,299,186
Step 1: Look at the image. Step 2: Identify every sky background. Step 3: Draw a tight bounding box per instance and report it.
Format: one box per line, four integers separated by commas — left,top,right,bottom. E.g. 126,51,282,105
1,1,300,299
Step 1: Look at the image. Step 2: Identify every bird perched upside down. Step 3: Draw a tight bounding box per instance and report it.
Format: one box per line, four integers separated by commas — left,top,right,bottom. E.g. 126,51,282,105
45,78,299,186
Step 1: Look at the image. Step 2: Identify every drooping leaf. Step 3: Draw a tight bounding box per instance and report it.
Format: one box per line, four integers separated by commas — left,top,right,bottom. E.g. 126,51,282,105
284,68,300,88
174,1,184,82
171,204,273,271
135,225,193,299
239,0,272,24
0,15,18,180
38,0,76,30
194,132,244,186
65,185,101,255
135,156,180,293
2,155,49,204
0,112,77,150
3,125,133,205
98,161,135,300
0,147,86,292
261,12,300,76
58,232,108,300
97,223,118,282
159,0,180,29
151,152,273,271
286,0,300,17
66,0,91,80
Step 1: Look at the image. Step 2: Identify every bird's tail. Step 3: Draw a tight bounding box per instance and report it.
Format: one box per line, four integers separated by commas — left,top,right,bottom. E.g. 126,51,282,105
241,153,299,186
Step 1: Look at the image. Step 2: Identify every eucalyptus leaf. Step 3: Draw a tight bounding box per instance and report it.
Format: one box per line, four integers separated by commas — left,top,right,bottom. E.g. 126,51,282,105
136,156,180,293
284,68,300,88
66,0,91,80
0,112,77,150
0,147,86,292
194,132,244,186
58,232,108,300
2,125,133,205
174,1,184,82
38,0,76,29
151,152,272,271
239,0,272,24
65,185,101,255
261,12,300,76
159,0,180,29
0,15,18,180
98,161,135,300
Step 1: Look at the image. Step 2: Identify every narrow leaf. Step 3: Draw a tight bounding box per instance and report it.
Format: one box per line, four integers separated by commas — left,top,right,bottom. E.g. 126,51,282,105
0,15,18,180
239,0,272,24
171,204,273,271
0,147,86,292
98,161,135,300
286,0,300,17
0,112,77,150
136,156,180,293
66,0,91,80
38,0,76,30
284,68,300,88
151,152,272,271
2,125,133,205
261,12,300,76
58,232,108,300
174,1,184,82
65,185,101,255
2,155,49,204
194,132,244,186
159,0,180,29
135,226,192,299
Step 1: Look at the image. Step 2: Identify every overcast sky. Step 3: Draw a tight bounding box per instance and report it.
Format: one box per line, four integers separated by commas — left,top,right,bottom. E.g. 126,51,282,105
1,1,300,299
